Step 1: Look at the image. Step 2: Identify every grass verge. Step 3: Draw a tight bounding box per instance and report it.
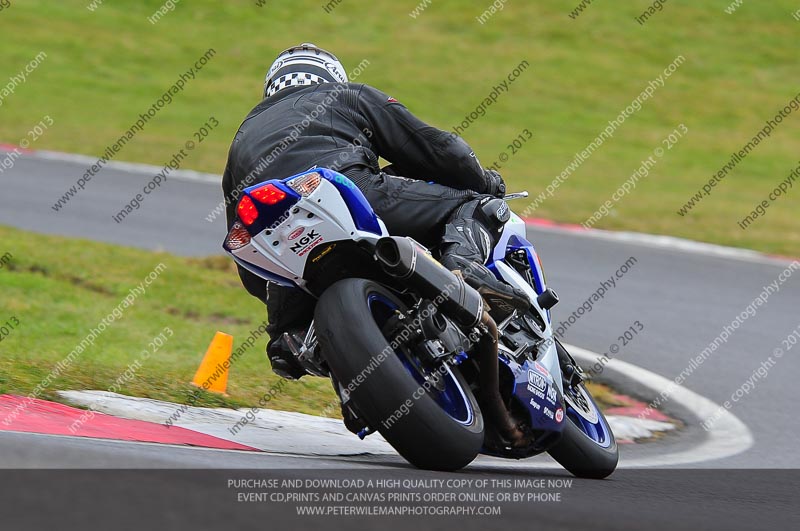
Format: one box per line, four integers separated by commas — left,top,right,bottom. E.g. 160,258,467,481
0,225,338,417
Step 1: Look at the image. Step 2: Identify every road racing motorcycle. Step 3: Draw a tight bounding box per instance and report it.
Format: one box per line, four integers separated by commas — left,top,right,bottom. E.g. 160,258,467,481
223,167,618,478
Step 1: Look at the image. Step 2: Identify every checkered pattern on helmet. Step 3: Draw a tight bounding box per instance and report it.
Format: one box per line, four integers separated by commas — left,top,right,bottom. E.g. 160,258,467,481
265,72,328,97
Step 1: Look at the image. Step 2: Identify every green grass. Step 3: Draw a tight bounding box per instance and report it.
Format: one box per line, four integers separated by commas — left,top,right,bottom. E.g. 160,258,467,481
2,1,797,254
0,225,339,415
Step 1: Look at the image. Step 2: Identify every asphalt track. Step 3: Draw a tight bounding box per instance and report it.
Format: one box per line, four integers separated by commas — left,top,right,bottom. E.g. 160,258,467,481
1,151,798,529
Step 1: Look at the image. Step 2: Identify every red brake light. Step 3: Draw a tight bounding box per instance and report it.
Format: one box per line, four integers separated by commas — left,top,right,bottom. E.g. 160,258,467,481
250,184,286,205
237,195,259,226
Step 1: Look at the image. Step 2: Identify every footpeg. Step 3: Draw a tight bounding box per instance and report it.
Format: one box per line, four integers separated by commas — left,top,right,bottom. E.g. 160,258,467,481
281,326,327,377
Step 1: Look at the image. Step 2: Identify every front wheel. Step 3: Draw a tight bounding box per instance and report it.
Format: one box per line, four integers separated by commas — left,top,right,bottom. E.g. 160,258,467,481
547,343,619,478
315,278,484,471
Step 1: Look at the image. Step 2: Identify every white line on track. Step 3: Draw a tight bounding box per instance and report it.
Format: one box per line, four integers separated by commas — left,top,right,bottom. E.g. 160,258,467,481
55,343,753,469
30,148,221,185
5,145,796,266
525,221,796,267
568,345,754,468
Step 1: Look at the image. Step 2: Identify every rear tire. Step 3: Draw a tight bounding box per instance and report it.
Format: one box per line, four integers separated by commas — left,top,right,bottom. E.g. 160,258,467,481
315,278,484,471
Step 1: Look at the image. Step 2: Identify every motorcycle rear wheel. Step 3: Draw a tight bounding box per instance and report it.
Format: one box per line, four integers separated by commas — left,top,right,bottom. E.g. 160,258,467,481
315,278,484,471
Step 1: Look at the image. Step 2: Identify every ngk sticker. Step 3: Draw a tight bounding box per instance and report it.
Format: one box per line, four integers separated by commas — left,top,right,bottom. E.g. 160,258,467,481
290,230,324,256
288,227,304,240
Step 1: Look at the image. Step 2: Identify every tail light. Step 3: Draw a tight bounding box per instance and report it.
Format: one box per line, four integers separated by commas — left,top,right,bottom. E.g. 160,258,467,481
250,183,286,205
288,171,322,197
225,221,251,250
237,195,259,226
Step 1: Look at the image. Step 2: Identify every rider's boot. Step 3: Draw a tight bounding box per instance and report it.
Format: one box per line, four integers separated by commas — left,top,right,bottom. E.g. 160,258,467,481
439,196,531,315
266,332,308,380
450,258,531,315
264,283,316,380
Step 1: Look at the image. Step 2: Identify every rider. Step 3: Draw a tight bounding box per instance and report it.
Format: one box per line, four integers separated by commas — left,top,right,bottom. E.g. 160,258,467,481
222,43,530,379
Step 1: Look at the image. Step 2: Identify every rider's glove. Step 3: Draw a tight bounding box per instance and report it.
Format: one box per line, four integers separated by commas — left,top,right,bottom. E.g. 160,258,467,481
483,168,506,198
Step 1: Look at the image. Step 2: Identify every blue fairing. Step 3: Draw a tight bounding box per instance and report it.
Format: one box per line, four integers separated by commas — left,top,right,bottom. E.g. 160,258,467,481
487,234,551,321
501,355,566,435
237,167,381,236
316,168,382,235
505,234,545,294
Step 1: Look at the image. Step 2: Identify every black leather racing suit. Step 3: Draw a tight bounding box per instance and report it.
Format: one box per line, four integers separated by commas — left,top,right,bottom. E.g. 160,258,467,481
222,82,511,374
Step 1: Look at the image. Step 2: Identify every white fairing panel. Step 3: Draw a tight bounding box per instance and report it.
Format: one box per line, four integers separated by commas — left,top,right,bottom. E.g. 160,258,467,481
492,211,528,262
231,179,388,288
492,209,548,296
494,260,563,393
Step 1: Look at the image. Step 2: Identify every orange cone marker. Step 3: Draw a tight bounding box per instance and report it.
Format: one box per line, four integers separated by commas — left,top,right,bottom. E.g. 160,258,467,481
192,332,233,395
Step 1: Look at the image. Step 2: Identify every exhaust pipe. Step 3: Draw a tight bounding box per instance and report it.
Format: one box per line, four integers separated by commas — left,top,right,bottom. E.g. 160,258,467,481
476,310,525,447
375,237,483,328
375,236,524,446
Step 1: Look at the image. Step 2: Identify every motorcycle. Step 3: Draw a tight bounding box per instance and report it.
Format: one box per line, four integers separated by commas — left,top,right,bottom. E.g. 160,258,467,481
223,167,618,478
